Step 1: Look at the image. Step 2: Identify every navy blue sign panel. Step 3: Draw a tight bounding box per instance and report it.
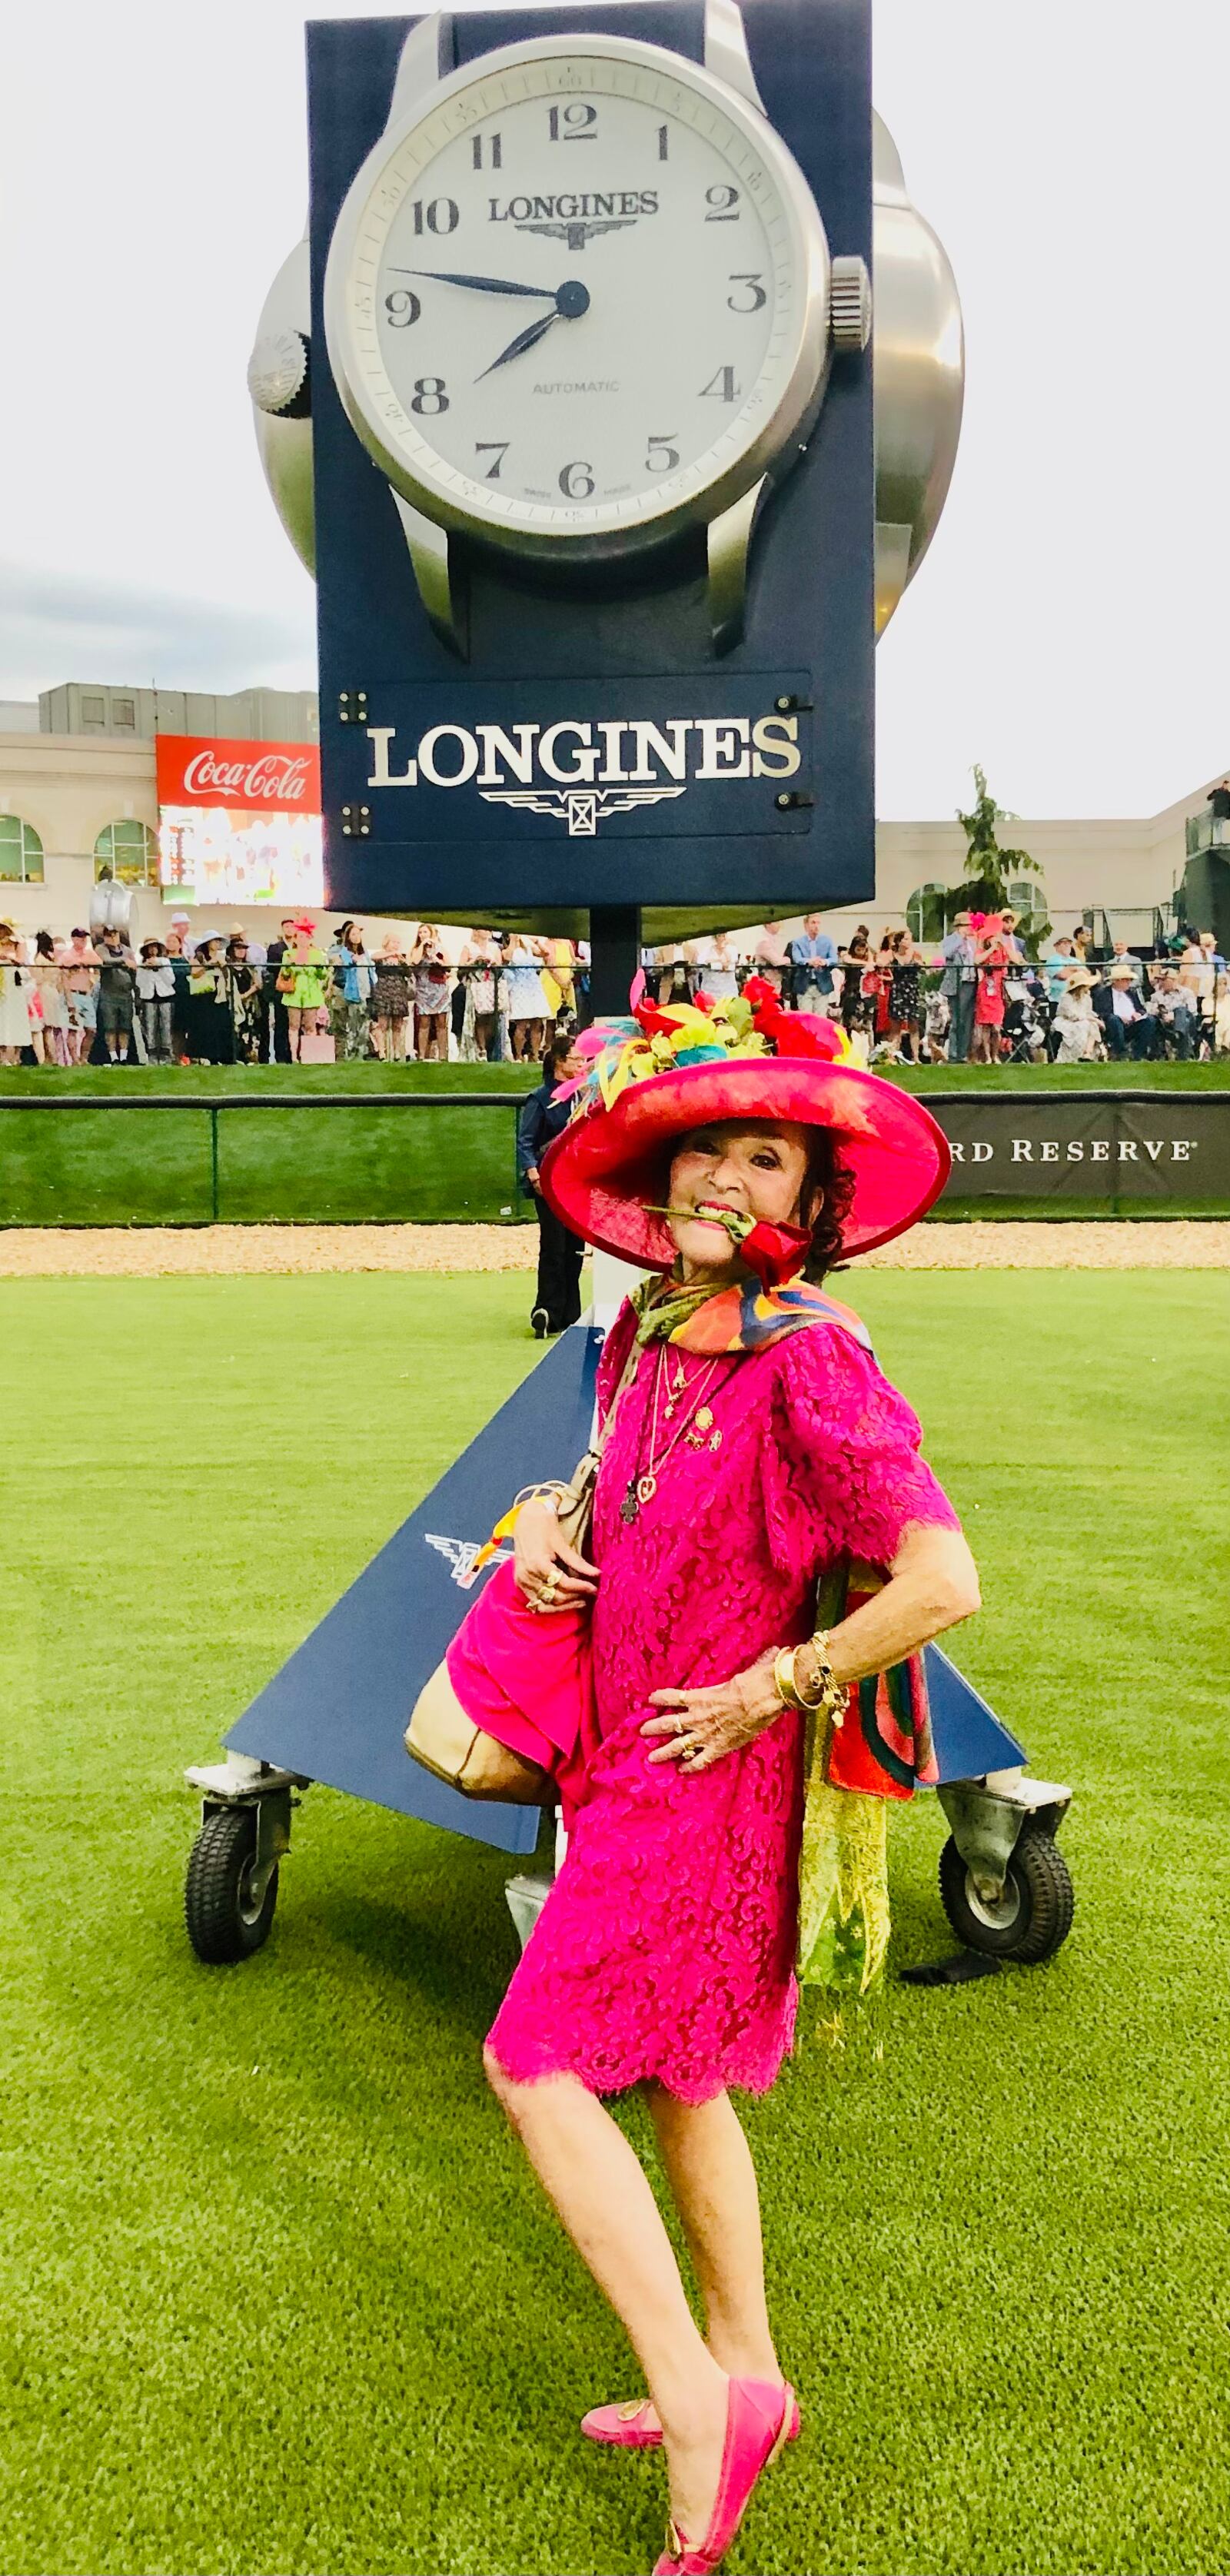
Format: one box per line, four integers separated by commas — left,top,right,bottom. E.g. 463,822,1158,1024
308,1,873,920
227,1325,601,1855
227,1315,1023,1855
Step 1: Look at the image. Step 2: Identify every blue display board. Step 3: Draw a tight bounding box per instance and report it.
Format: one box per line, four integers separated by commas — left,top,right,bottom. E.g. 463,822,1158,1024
308,0,874,920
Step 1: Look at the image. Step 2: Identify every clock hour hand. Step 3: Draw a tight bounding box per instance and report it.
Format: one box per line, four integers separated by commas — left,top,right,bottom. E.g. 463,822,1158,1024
476,279,590,379
477,306,560,377
391,268,560,300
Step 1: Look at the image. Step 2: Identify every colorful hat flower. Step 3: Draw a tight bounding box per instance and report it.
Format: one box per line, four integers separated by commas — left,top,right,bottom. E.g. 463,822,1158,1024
540,977,951,1267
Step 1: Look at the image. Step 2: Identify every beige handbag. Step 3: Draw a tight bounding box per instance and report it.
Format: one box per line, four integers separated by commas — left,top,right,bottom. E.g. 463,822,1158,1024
404,1339,641,1801
405,1663,555,1804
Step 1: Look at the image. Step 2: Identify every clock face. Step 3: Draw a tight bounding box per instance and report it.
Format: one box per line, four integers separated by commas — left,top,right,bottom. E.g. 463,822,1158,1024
326,40,829,551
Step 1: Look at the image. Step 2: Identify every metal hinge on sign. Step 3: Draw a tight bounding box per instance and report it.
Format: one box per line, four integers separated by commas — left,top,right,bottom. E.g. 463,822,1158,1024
341,804,371,837
774,693,814,714
774,790,815,812
338,689,369,724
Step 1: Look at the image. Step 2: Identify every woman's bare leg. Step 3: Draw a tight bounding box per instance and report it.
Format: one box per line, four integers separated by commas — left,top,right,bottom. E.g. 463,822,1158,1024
484,2057,730,2540
647,2086,780,2380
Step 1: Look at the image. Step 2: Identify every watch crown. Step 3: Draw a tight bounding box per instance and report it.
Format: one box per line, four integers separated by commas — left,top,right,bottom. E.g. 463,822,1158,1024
829,255,873,352
248,328,311,417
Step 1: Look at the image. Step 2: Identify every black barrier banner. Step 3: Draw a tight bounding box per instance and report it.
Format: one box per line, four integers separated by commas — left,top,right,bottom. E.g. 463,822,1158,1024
929,1095,1230,1204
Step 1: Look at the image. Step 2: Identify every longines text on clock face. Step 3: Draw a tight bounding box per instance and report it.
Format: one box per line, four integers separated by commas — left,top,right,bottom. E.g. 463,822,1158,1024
330,46,822,542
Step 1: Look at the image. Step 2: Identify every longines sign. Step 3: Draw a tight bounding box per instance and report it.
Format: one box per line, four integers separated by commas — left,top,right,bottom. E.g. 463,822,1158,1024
351,680,809,843
932,1096,1230,1204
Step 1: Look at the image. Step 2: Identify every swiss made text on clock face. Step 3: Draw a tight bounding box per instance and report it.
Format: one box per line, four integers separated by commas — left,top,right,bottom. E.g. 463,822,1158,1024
347,55,804,534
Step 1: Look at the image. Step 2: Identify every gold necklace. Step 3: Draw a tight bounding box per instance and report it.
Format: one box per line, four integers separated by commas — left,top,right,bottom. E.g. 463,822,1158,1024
621,1351,725,1522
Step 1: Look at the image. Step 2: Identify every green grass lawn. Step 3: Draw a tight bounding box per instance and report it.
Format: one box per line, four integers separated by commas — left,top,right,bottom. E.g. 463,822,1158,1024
2,1269,1228,2576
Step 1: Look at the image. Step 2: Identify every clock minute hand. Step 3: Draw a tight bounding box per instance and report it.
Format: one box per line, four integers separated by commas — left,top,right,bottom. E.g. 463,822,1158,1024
392,268,560,300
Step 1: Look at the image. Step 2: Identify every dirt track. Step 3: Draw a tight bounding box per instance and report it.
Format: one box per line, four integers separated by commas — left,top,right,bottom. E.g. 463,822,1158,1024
0,1221,1225,1277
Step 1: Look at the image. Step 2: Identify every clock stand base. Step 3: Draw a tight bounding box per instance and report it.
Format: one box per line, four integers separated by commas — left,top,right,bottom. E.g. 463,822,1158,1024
391,489,769,662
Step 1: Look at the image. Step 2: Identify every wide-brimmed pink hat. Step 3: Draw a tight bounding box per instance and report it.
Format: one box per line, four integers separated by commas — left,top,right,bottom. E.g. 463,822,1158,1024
540,980,950,1267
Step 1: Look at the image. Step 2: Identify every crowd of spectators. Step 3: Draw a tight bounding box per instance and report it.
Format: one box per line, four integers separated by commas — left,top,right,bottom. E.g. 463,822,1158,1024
0,908,1226,1071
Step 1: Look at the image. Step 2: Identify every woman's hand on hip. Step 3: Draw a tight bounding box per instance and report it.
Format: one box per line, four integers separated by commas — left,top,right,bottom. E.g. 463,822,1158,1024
642,1655,782,1773
513,1497,598,1614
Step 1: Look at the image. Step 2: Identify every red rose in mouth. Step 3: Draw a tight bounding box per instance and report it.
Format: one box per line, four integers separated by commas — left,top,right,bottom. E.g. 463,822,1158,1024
738,1218,813,1287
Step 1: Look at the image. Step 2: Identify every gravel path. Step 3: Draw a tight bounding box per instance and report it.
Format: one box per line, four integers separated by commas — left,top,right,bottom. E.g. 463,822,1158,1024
0,1221,1225,1276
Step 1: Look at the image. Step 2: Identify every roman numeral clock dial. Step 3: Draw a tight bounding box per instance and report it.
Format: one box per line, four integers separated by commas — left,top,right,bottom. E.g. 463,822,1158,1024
324,30,864,646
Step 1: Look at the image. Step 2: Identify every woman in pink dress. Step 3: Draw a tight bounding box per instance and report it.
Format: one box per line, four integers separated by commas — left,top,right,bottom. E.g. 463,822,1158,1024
470,989,980,2575
970,913,1012,1064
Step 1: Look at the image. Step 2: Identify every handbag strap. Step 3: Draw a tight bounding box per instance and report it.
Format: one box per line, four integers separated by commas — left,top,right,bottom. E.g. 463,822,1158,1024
566,1327,644,1491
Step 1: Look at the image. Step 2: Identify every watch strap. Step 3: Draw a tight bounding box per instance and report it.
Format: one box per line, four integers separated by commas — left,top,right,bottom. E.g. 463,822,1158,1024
449,6,706,74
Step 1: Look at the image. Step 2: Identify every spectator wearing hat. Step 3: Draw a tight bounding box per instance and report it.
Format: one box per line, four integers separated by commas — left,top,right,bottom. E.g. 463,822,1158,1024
136,940,176,1065
61,927,98,1065
1149,967,1197,1061
936,910,977,1062
225,936,263,1065
1052,967,1101,1062
94,922,138,1065
188,936,233,1064
1094,963,1154,1062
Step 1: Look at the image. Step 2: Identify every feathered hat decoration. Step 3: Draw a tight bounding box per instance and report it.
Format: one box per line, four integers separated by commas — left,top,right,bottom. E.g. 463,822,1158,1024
556,972,856,1121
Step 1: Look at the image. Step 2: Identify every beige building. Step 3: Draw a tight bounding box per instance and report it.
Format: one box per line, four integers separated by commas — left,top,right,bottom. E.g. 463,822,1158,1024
0,682,1210,954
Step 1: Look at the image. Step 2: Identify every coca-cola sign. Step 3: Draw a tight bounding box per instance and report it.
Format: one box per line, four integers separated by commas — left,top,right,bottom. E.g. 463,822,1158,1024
155,733,321,816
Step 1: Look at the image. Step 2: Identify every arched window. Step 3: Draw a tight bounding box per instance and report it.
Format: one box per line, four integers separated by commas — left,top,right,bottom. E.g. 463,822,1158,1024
906,882,950,942
0,815,44,884
95,819,158,886
1006,878,1048,929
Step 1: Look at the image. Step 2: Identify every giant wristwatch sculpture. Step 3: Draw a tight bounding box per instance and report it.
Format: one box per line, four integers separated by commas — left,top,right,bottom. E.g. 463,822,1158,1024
249,2,962,655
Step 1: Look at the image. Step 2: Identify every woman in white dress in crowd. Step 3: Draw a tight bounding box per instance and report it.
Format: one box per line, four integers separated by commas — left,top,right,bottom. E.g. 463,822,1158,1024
0,925,35,1065
1052,967,1102,1062
502,935,551,1062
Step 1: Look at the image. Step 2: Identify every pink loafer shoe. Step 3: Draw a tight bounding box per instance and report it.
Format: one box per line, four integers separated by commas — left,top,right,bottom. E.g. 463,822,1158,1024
650,2375,796,2574
583,2388,801,2451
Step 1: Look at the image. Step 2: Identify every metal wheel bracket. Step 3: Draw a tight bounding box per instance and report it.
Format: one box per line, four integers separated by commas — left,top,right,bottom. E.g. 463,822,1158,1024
504,1872,554,1953
246,1789,293,1912
936,1770,1072,1906
184,1753,307,1803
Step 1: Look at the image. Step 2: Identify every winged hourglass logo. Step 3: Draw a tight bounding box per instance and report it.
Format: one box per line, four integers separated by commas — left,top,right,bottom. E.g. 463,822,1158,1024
515,215,638,251
478,785,686,836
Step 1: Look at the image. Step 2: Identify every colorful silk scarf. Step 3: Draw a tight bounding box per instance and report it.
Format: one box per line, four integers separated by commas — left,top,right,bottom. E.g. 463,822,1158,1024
632,1268,932,2004
633,1273,873,1355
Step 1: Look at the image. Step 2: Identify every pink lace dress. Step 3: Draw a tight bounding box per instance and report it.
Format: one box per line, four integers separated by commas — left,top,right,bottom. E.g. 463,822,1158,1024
485,1302,959,2103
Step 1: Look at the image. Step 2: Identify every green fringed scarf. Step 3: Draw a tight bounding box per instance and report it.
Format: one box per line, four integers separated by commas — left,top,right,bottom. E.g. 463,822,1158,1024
632,1270,927,2006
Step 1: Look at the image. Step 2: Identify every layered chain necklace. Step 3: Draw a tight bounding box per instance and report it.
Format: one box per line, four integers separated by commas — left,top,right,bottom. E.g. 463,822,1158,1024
620,1348,734,1525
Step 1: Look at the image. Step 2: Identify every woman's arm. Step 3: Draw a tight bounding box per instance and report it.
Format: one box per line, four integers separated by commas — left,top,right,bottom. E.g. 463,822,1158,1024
643,1521,980,1769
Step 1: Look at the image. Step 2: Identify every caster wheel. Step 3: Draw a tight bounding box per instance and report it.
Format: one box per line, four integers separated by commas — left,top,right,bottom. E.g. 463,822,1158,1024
185,1807,278,1963
939,1826,1074,1965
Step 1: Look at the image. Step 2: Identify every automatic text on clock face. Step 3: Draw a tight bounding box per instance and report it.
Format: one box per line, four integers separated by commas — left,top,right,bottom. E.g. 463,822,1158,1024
343,52,811,537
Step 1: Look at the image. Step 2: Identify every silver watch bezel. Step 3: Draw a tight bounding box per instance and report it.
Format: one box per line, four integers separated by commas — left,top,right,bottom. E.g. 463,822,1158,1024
324,30,832,567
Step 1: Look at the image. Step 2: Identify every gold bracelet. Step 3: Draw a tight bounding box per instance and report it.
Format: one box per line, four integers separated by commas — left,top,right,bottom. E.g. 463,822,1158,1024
798,1628,848,1725
772,1647,807,1713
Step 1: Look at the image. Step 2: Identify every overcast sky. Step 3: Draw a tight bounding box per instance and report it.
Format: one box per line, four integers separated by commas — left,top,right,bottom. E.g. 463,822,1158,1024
1,0,1226,818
